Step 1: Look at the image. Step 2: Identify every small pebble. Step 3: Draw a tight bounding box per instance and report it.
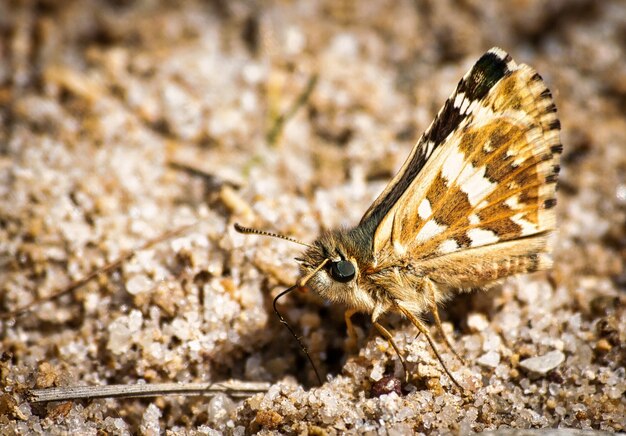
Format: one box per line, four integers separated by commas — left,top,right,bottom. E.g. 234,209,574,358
477,351,501,368
467,313,489,332
370,361,385,381
595,339,612,353
126,274,152,295
370,375,402,398
519,350,565,375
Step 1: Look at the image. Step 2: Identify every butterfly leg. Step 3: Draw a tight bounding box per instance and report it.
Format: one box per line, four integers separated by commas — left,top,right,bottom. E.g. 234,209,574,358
395,302,464,391
344,308,358,351
425,280,466,365
373,321,409,383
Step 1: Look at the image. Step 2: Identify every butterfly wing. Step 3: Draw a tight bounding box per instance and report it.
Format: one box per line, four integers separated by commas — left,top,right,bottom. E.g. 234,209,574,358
363,48,561,285
360,48,522,228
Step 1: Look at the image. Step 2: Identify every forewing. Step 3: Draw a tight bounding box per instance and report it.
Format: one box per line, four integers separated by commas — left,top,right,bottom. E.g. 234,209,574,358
360,48,518,229
370,48,561,283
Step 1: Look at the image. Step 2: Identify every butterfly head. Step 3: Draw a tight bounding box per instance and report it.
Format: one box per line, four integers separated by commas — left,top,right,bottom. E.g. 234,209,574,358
297,228,374,310
233,223,375,311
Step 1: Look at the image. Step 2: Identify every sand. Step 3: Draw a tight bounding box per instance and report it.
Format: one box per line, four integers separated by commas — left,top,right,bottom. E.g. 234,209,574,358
1,0,624,434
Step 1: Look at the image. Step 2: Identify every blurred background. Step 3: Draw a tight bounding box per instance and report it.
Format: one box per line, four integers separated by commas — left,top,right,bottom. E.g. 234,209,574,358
1,0,624,433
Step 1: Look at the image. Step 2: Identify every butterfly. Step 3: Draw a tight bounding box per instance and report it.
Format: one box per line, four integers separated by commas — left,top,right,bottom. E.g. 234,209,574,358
236,47,562,389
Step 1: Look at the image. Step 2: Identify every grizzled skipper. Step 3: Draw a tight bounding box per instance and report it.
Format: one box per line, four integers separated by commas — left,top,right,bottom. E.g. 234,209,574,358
236,47,562,388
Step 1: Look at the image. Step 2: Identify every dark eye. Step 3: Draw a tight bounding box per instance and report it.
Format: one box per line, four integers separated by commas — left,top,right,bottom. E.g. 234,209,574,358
329,260,355,283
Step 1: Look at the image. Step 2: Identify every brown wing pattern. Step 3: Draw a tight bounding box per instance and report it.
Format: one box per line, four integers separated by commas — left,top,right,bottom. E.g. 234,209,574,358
360,48,520,230
370,50,561,283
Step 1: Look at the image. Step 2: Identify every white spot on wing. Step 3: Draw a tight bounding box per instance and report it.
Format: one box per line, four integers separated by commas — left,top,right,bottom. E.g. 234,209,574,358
454,92,465,108
416,220,446,243
460,165,495,206
469,214,481,225
418,199,432,220
460,98,471,114
505,195,523,210
511,213,537,235
441,146,465,183
512,155,526,167
464,99,480,115
393,240,407,256
438,239,459,254
468,228,500,247
488,47,508,60
424,140,435,157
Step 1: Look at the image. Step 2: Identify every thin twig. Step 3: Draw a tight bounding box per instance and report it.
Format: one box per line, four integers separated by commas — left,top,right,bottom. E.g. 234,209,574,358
1,222,198,320
168,161,241,190
266,73,318,146
28,380,270,403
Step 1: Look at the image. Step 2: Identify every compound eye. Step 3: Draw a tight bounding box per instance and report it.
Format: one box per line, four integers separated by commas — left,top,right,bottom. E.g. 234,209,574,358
329,260,355,283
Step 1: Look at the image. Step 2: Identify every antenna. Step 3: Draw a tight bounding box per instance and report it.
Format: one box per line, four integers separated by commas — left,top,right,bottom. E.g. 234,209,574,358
234,223,312,248
273,285,323,385
236,222,326,384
